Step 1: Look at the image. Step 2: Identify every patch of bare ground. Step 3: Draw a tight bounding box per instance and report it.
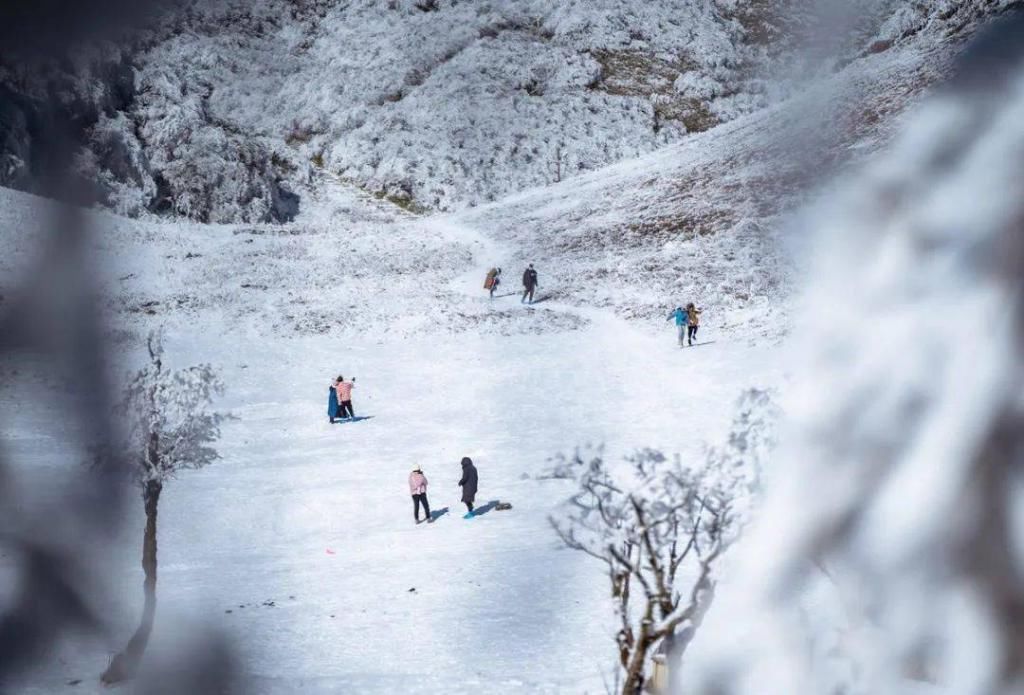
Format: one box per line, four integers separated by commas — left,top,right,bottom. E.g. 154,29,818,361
424,307,590,336
589,49,719,134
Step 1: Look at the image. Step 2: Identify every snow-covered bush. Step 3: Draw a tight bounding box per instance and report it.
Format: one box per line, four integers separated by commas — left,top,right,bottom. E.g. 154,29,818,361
130,59,299,223
77,111,156,217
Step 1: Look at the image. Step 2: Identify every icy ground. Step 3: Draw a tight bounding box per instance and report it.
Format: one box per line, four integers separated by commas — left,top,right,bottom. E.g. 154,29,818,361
0,180,785,693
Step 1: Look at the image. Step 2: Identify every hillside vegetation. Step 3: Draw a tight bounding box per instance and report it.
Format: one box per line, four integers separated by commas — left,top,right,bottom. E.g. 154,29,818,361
3,0,1014,225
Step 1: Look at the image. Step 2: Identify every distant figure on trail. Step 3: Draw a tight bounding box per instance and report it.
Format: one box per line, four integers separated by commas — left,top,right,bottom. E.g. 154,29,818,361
334,375,356,419
485,267,502,299
458,457,479,519
327,382,340,423
521,264,538,304
667,306,687,347
685,302,703,346
409,465,432,524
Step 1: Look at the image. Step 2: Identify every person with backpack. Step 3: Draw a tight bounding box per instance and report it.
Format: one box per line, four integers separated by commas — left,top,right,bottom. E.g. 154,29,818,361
408,465,432,524
685,302,703,346
458,457,479,519
667,306,687,347
334,375,356,419
485,267,502,299
521,264,538,304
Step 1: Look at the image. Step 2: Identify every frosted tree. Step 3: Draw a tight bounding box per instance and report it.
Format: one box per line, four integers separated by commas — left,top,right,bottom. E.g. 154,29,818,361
551,389,778,694
552,448,738,694
100,332,226,684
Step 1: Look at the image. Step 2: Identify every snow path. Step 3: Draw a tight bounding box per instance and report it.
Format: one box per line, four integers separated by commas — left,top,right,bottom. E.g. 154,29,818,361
2,201,784,694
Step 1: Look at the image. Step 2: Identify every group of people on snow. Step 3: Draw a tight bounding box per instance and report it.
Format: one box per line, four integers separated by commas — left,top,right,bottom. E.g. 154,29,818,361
667,303,703,346
325,274,703,529
407,457,480,522
486,266,706,346
484,264,539,304
325,374,483,523
327,376,356,424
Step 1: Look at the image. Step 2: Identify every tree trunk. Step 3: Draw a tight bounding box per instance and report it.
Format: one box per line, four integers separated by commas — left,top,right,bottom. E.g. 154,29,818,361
668,577,716,694
101,479,161,684
621,601,655,695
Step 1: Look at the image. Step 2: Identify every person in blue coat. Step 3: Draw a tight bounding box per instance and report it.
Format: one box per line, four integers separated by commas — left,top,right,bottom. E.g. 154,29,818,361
667,306,686,346
327,383,340,424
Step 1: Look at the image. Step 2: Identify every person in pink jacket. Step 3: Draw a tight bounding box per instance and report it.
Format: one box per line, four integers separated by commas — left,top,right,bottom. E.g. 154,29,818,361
408,466,432,524
334,375,355,419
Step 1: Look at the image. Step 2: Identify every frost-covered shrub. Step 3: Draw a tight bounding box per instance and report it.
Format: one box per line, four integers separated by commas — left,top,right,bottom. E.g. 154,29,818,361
78,112,156,217
674,72,723,101
133,63,299,223
875,0,1019,45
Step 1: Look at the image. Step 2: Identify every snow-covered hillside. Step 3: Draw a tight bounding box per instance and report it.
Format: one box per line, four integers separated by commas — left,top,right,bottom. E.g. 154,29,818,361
4,0,1015,225
1,5,972,349
1,3,1021,694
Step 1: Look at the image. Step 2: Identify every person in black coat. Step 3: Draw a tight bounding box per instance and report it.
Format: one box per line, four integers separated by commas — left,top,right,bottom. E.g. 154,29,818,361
521,264,538,304
458,456,479,518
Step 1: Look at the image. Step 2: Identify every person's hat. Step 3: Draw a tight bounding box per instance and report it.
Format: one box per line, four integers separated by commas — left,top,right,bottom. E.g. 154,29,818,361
412,465,422,472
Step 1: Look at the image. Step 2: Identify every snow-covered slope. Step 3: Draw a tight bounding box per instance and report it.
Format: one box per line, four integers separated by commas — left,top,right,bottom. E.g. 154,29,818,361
0,177,789,693
1,6,971,352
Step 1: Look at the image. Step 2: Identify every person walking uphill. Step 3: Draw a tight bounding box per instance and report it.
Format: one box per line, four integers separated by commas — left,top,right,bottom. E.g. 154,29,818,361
685,302,703,346
485,267,502,299
458,457,479,519
521,264,538,304
667,306,687,347
409,466,432,524
335,376,356,419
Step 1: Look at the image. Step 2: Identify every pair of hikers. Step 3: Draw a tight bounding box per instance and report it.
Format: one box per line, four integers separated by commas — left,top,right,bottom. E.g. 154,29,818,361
327,375,356,423
667,303,703,346
407,457,479,523
484,264,539,303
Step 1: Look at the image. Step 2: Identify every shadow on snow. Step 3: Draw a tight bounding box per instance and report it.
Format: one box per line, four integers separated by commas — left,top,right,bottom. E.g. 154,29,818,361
471,500,500,517
332,415,375,424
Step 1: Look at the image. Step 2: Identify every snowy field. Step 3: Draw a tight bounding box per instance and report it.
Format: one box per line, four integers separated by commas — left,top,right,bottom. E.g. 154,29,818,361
3,3,1022,693
0,182,784,693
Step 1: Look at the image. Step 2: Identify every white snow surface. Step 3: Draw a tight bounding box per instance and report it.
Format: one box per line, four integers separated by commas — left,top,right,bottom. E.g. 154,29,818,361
0,174,785,693
2,6,1019,692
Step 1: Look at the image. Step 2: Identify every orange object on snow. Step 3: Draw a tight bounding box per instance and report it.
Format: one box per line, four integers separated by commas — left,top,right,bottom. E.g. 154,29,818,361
484,267,498,289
